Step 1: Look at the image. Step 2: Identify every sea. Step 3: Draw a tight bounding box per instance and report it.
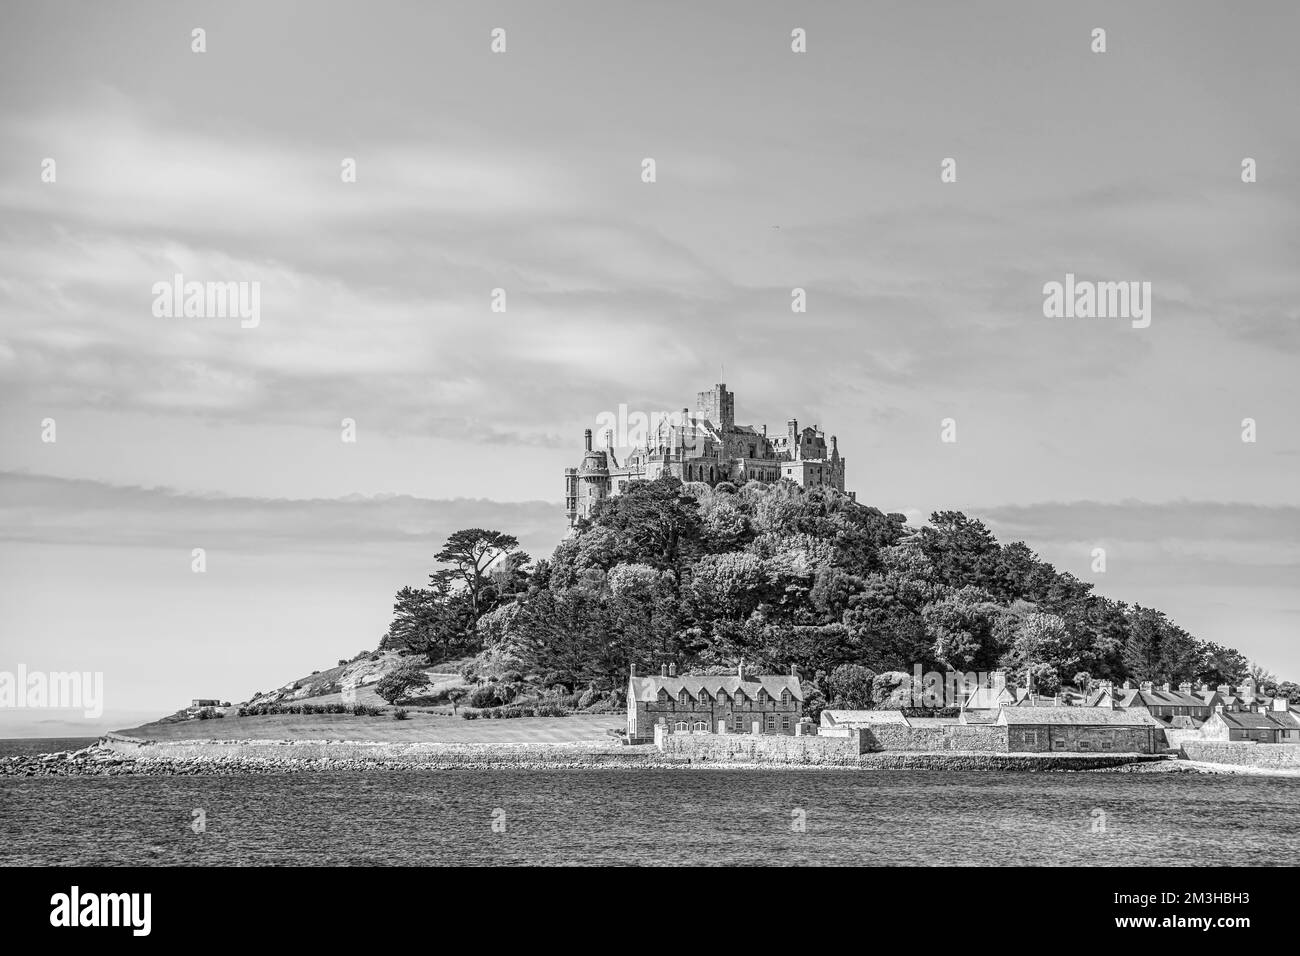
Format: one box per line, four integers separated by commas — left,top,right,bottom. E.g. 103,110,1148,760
2,737,1298,865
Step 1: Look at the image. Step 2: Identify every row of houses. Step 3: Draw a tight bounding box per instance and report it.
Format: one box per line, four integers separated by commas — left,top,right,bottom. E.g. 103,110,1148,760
630,664,1300,752
962,671,1300,744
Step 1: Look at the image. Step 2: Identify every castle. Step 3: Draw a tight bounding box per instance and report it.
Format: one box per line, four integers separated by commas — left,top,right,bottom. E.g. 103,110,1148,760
564,383,850,527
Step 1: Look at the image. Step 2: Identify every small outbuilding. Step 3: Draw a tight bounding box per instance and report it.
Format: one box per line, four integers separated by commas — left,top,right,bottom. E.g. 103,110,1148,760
998,706,1165,754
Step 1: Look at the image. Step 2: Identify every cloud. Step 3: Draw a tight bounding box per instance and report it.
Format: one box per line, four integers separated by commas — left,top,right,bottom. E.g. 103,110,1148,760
0,471,567,563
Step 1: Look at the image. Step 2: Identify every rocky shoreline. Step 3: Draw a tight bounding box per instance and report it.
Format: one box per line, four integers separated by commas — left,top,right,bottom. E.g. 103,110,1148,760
0,738,1192,776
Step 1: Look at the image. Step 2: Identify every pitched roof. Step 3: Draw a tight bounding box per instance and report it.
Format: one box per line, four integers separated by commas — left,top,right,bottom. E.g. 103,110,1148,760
998,706,1165,727
963,685,1016,710
820,709,908,726
629,674,802,703
1219,711,1294,730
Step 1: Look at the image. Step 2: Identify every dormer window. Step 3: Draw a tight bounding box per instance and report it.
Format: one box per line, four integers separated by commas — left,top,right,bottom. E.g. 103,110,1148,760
679,690,689,705
781,690,791,706
734,691,745,705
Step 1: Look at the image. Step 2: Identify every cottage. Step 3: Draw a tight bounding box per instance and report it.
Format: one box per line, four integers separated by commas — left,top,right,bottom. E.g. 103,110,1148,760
1115,681,1213,725
626,663,803,740
998,706,1165,754
1200,699,1300,743
819,710,908,736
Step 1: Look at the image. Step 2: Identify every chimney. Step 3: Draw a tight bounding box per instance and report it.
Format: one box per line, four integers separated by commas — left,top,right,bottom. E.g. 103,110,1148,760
790,663,799,680
668,662,676,678
1140,681,1154,693
661,664,668,678
737,659,745,680
1122,680,1133,690
1216,683,1229,696
1179,682,1192,695
1241,678,1256,701
629,663,636,678
991,670,1006,691
584,429,593,452
1274,697,1289,712
1161,682,1171,692
1214,703,1224,714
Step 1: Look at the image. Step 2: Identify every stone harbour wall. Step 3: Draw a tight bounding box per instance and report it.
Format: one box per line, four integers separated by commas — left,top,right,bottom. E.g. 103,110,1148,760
1181,741,1300,770
656,729,865,764
860,723,1009,752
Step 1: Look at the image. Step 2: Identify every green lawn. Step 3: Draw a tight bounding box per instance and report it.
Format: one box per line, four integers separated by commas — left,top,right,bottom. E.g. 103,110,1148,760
114,713,625,744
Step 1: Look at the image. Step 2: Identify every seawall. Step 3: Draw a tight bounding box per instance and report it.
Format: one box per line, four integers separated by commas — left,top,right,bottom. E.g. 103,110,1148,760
1181,741,1300,771
0,735,1168,775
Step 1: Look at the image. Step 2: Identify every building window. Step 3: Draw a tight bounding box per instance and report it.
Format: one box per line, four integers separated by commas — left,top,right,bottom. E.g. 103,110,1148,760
734,715,746,732
1022,730,1038,746
781,690,790,706
766,714,777,731
782,715,791,731
692,721,708,733
674,722,688,733
679,690,688,705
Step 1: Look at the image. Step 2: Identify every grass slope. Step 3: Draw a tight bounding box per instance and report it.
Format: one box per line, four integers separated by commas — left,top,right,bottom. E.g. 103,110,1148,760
114,713,624,744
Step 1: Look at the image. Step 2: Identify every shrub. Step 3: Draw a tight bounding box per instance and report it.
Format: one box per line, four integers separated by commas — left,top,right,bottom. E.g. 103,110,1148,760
535,703,568,717
461,710,479,720
468,683,509,709
577,686,600,709
351,704,382,717
376,660,429,704
393,708,410,721
337,659,348,666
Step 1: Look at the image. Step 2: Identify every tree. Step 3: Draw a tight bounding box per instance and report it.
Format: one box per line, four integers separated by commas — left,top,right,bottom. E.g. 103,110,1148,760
827,664,876,709
1122,606,1199,682
432,528,529,629
375,660,429,704
1196,642,1249,686
589,476,702,572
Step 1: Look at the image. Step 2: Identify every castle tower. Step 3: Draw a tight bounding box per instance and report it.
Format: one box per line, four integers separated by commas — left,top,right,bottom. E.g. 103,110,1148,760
696,383,734,432
573,428,612,525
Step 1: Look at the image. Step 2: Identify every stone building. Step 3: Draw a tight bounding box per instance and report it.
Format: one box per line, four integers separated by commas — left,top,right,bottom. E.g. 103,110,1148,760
1198,699,1300,743
1114,681,1214,724
626,663,804,740
997,706,1165,754
565,383,850,527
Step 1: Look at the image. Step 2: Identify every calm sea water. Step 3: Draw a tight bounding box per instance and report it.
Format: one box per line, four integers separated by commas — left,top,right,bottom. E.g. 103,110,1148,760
2,739,1298,865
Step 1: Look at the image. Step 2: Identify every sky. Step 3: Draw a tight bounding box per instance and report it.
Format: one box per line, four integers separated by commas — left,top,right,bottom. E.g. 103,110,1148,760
1,1,1297,735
